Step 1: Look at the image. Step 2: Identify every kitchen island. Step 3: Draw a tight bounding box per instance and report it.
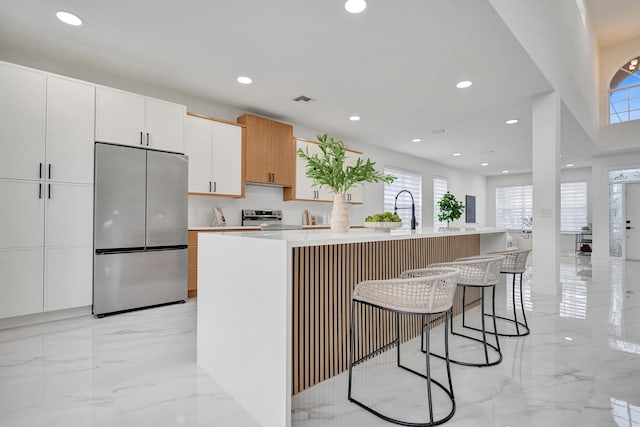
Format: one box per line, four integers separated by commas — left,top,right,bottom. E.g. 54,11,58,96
197,227,507,427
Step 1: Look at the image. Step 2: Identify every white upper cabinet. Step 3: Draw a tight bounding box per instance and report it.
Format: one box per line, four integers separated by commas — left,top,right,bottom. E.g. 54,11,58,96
46,75,95,184
145,97,186,153
291,140,332,202
0,62,46,181
211,121,243,196
345,152,364,204
185,115,243,197
185,115,213,194
95,86,186,153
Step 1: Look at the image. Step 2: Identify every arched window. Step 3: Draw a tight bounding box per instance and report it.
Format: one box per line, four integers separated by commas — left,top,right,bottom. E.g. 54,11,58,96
609,55,640,124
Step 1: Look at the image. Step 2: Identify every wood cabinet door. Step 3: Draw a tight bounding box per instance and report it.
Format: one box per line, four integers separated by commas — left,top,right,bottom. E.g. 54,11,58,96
270,120,294,186
0,180,44,250
0,248,44,318
0,62,45,181
46,75,95,184
44,246,92,311
241,115,272,184
185,115,214,193
145,97,186,153
212,121,243,196
95,86,145,147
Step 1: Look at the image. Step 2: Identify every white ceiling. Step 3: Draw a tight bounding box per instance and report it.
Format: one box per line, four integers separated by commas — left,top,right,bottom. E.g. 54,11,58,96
0,0,620,176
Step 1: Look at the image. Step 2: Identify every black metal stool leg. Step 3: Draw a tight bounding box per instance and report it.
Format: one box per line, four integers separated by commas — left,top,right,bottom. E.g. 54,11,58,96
424,315,434,424
512,273,520,335
348,300,355,399
519,273,529,329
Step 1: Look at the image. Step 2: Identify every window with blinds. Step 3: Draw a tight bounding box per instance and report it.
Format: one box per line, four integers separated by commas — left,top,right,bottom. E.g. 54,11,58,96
495,185,533,229
383,166,422,229
433,176,448,227
561,181,588,232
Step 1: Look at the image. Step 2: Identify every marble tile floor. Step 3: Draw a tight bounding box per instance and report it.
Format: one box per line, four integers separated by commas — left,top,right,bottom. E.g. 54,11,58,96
1,255,639,427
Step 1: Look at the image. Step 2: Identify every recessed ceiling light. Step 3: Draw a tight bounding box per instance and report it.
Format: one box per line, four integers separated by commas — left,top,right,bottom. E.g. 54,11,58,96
505,119,519,125
565,163,575,167
431,128,446,134
565,337,573,341
411,138,421,143
481,162,489,166
237,76,253,85
502,170,509,174
456,80,472,89
452,153,461,157
349,115,361,121
345,0,367,13
56,11,82,26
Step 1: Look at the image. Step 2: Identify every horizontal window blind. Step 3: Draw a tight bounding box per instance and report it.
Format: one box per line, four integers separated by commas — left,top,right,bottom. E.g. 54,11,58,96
496,185,533,229
561,181,588,232
384,166,422,229
433,176,448,227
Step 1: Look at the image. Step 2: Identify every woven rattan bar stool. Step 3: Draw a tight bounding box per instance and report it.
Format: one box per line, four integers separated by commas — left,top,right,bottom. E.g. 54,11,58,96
405,256,505,367
348,267,461,427
485,249,532,337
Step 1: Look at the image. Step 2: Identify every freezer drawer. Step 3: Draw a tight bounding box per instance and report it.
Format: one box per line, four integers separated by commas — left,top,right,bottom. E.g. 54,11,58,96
93,249,187,315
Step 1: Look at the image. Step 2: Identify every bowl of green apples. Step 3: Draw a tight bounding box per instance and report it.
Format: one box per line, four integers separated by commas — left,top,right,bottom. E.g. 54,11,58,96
364,212,402,231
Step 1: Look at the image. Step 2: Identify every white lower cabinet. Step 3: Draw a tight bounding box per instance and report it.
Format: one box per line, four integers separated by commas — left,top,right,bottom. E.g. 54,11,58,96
45,246,92,312
0,248,44,318
0,180,93,319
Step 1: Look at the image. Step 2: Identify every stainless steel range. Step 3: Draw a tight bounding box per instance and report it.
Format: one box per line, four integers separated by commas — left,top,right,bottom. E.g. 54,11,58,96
241,209,301,230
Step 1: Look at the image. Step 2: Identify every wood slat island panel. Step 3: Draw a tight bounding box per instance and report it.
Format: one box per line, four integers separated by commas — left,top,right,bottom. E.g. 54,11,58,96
291,234,480,394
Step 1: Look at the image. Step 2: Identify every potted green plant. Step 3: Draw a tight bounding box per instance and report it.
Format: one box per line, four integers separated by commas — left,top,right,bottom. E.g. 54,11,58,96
438,192,465,228
297,133,395,232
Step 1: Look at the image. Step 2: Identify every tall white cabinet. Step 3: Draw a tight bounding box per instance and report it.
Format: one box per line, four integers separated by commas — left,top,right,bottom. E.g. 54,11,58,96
95,86,186,153
185,114,244,197
0,62,94,319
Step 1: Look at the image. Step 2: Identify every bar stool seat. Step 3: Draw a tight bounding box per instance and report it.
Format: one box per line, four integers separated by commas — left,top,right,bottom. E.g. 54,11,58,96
404,256,505,367
485,249,532,337
348,267,461,426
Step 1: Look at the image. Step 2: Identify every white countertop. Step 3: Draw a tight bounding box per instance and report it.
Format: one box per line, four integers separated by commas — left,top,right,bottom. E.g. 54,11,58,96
200,226,507,247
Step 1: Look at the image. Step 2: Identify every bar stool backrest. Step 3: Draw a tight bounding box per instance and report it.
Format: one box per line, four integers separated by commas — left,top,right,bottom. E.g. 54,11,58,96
353,267,460,314
403,256,504,287
488,249,531,274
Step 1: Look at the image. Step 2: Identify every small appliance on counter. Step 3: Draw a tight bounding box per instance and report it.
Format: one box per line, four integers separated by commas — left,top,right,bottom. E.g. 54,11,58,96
209,207,227,226
241,209,302,231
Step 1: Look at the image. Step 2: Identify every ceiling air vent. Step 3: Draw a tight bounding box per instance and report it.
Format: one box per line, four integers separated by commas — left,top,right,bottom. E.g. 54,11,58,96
293,95,315,104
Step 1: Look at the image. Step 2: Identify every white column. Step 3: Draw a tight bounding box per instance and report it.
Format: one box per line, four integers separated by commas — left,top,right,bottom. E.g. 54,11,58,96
532,92,561,295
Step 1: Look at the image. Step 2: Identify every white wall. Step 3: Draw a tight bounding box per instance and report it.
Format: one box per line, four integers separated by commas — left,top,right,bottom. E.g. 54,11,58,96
489,0,599,140
0,52,487,229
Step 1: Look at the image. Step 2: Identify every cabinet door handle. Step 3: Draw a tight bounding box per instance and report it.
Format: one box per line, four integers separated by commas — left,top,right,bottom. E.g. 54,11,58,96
213,181,217,192
48,184,51,199
39,163,42,179
209,181,212,192
146,132,150,146
140,131,143,145
38,183,42,199
48,163,52,180
272,172,275,183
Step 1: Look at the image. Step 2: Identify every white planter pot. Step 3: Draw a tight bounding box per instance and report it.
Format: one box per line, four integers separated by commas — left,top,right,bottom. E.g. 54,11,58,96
330,193,350,232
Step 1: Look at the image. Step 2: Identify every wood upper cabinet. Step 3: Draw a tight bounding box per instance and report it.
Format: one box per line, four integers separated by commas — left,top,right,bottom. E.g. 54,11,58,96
185,114,244,197
96,86,186,153
237,114,294,186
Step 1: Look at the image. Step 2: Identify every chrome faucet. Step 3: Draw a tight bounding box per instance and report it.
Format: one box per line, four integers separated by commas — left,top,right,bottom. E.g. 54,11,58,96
393,190,417,230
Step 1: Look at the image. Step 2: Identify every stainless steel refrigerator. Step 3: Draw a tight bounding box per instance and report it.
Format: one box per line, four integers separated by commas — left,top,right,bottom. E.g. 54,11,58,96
93,143,188,316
